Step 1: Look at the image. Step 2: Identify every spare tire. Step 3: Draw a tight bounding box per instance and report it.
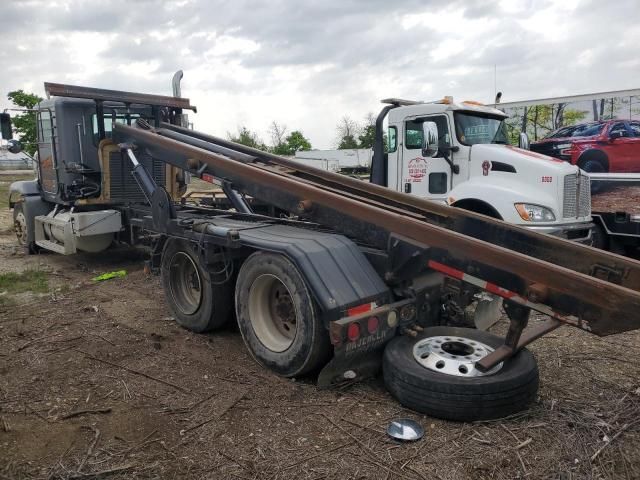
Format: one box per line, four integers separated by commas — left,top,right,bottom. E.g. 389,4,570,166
383,326,539,421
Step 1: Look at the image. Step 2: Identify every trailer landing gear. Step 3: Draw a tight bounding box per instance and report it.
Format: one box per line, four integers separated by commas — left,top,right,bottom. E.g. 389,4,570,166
383,327,539,421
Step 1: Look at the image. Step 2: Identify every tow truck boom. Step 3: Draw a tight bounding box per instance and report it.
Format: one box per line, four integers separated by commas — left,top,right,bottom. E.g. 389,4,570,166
113,119,640,366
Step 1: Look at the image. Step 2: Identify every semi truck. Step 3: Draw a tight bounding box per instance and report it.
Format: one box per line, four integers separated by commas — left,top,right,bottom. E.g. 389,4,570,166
4,79,640,422
295,97,593,242
293,148,372,175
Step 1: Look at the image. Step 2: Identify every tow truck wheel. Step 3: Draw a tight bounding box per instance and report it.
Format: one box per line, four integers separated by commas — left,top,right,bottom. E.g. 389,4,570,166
235,252,330,377
383,327,539,421
161,239,232,333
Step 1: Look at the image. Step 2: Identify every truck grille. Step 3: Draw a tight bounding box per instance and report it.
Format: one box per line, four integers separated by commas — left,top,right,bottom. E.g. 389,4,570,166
563,173,590,218
108,151,166,204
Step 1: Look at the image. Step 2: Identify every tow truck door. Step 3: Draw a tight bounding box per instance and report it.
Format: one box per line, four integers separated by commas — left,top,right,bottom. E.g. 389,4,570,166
36,109,58,195
400,115,452,200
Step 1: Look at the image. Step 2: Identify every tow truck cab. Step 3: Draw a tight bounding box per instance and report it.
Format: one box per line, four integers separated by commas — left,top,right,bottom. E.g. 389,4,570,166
370,98,593,242
6,87,190,254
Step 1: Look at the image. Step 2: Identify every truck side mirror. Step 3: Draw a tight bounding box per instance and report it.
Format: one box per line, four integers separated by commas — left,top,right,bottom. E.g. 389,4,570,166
0,113,12,140
610,130,626,140
7,139,23,154
421,121,439,158
518,132,530,150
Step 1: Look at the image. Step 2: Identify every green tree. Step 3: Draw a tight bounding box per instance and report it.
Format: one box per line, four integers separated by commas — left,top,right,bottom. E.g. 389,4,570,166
268,121,289,155
270,127,312,156
228,126,268,151
264,121,313,155
336,116,360,149
358,113,376,148
7,90,43,155
562,108,588,126
283,131,312,154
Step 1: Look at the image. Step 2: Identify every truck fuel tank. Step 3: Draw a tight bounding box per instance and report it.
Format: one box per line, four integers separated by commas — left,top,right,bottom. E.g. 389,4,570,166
35,209,122,254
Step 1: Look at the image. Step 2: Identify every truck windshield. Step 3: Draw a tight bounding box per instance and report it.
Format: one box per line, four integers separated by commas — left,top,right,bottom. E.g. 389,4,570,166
454,112,509,146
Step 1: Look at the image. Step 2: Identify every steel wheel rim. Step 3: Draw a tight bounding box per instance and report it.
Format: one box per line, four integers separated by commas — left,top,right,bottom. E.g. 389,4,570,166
413,335,503,377
248,274,297,352
14,211,27,245
168,252,203,315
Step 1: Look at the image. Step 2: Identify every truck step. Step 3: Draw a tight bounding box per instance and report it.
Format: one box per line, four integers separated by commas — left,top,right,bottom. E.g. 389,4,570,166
35,239,70,255
36,215,69,229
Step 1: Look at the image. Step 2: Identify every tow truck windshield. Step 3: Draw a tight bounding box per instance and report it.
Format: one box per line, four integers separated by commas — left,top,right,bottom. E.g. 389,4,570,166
454,112,509,146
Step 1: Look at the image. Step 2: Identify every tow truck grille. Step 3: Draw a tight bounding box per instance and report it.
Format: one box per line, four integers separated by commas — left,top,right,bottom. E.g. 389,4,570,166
563,173,590,218
108,151,166,204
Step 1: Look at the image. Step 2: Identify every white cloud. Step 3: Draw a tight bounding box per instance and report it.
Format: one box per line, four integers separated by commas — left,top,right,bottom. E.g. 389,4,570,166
0,0,638,148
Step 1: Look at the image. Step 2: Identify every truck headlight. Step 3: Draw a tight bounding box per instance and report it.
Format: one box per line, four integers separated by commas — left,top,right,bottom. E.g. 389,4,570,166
515,203,556,222
555,143,573,157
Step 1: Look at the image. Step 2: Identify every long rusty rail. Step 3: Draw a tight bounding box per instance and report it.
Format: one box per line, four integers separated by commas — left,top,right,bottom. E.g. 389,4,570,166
160,123,640,292
115,123,640,337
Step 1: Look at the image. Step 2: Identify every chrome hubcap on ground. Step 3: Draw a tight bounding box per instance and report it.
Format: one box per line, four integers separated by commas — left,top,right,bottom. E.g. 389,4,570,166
169,252,203,315
413,335,502,377
249,274,297,352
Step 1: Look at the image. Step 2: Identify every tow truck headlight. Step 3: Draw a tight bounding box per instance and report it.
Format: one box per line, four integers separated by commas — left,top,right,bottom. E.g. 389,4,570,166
515,203,556,222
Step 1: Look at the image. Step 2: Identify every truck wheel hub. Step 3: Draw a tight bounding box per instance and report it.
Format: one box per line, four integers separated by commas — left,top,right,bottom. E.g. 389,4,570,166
249,274,297,352
168,252,203,315
412,335,502,377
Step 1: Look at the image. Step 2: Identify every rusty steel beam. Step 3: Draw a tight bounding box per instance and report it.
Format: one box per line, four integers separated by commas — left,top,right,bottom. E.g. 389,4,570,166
114,123,640,336
45,83,196,111
477,318,562,371
160,122,640,292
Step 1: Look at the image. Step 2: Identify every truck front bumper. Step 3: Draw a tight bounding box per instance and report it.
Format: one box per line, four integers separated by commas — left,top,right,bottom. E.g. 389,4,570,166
527,221,594,244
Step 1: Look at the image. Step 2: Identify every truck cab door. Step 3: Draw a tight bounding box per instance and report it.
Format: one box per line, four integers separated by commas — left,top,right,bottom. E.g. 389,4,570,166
607,121,637,172
36,109,58,195
622,121,640,172
401,115,452,200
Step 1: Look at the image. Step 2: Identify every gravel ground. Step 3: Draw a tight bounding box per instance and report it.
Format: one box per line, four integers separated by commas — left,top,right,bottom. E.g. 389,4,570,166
1,177,639,479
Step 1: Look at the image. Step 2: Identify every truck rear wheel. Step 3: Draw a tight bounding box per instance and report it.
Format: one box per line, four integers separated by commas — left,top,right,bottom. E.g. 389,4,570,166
235,252,330,377
383,327,539,421
161,239,232,332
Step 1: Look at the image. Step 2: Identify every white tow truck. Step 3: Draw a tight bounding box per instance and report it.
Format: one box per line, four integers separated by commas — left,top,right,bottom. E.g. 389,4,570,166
299,97,594,241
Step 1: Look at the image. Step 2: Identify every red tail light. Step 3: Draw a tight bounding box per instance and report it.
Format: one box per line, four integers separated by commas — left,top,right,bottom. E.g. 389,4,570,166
347,323,361,342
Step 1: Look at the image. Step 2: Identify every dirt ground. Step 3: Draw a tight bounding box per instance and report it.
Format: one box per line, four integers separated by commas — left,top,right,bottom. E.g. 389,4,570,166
592,184,640,215
1,174,640,480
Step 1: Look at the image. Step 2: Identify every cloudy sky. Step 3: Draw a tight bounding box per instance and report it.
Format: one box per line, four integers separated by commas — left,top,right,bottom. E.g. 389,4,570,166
1,0,639,148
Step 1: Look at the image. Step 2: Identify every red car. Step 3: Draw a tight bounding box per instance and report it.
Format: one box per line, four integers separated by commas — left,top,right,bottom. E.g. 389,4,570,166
530,119,640,172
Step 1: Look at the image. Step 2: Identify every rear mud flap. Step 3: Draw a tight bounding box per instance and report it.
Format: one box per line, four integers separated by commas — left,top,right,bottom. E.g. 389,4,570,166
317,349,384,388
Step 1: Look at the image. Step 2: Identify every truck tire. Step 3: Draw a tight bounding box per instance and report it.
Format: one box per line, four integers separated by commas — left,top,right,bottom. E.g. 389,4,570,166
579,155,607,193
383,326,539,421
12,202,38,254
580,158,606,173
161,238,232,333
235,251,330,377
